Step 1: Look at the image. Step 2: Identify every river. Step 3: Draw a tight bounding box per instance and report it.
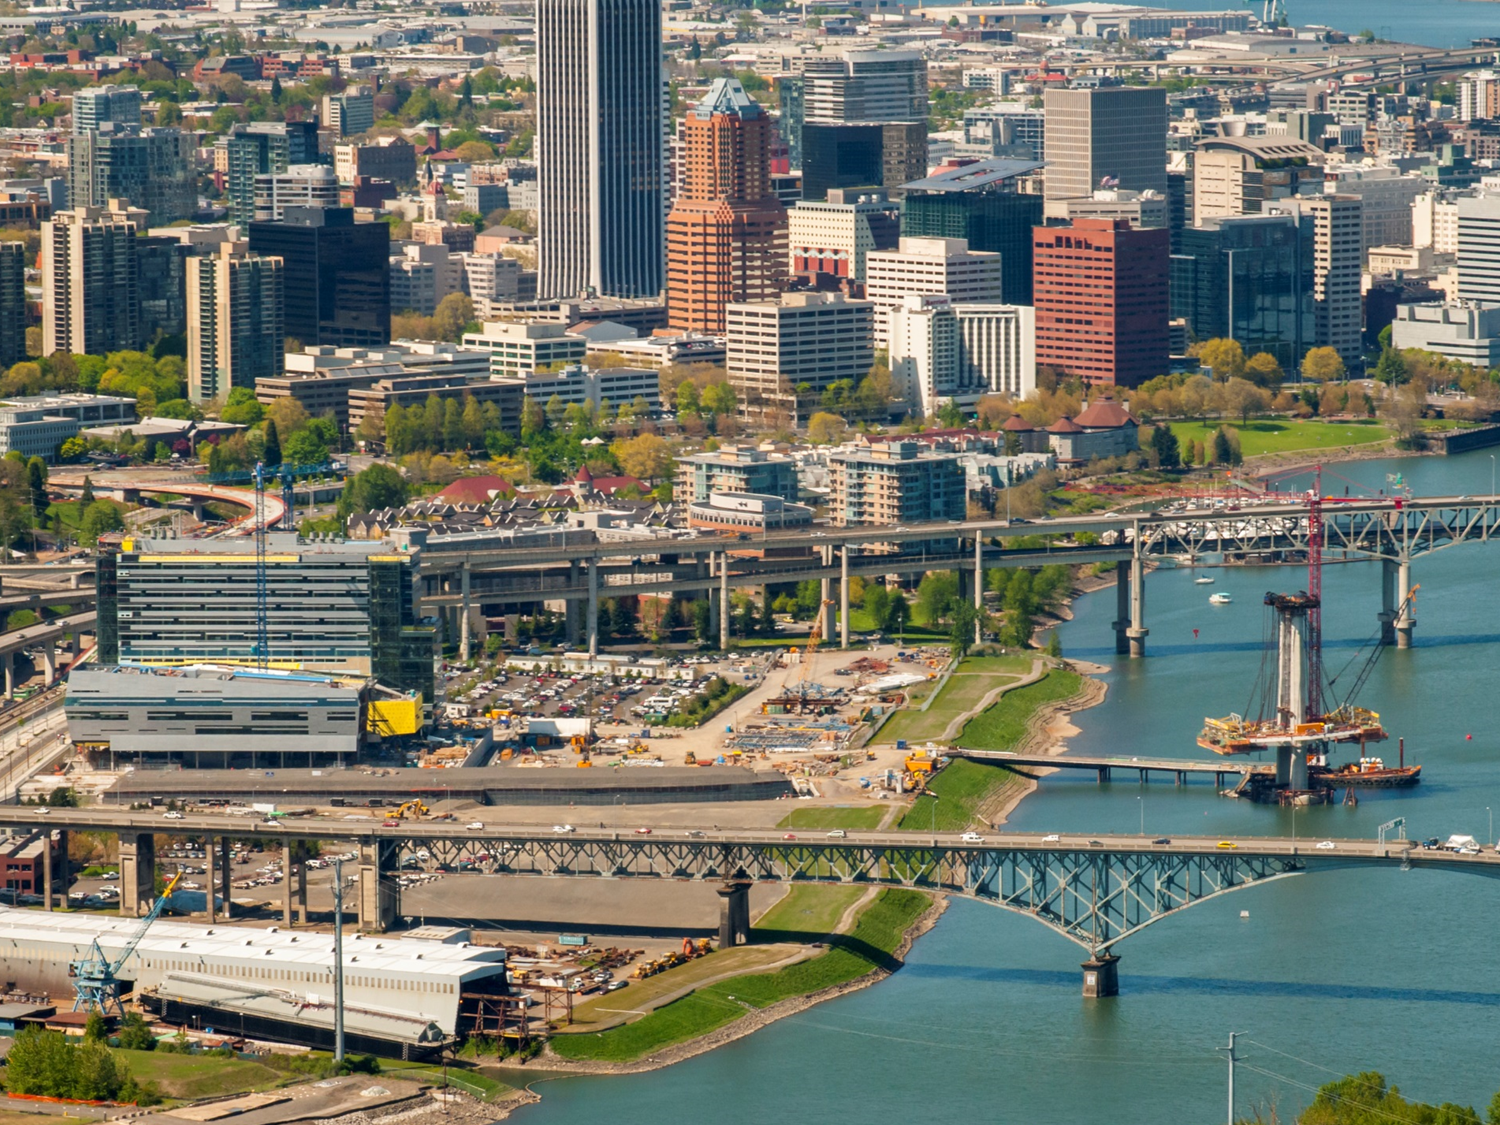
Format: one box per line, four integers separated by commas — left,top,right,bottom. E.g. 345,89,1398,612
1142,0,1500,49
504,450,1500,1124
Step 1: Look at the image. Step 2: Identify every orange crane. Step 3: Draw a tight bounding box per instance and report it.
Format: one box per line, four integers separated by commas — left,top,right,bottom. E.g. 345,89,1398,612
796,599,835,696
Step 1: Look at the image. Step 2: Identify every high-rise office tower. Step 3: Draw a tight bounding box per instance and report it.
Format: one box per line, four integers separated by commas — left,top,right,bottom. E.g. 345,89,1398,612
803,50,927,124
1457,195,1500,304
72,86,142,134
0,242,25,368
1171,214,1315,369
1268,195,1364,367
536,0,664,299
42,201,146,357
220,122,324,228
665,78,787,333
1033,218,1168,388
187,243,285,403
801,122,927,202
900,158,1045,304
1042,87,1168,202
248,207,389,348
67,124,195,223
322,86,375,137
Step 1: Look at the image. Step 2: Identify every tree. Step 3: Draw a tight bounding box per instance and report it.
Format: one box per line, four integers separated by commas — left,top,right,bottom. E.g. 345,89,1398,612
117,1011,155,1051
80,476,94,505
337,463,409,518
1301,346,1347,383
1197,338,1246,381
807,412,847,445
520,396,546,440
432,293,475,342
1244,351,1284,388
700,382,738,417
1150,424,1181,469
83,1011,107,1042
283,428,329,467
675,381,700,416
270,73,283,102
78,500,123,545
692,597,712,642
262,419,282,466
916,571,959,626
1375,346,1409,385
612,433,673,481
949,600,979,659
1211,426,1233,465
1222,378,1271,425
25,456,46,525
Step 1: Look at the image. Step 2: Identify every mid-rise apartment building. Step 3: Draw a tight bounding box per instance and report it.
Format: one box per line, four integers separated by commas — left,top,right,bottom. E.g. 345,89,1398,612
42,201,145,358
253,164,340,221
675,445,800,503
887,295,1035,416
828,440,966,527
67,125,194,223
461,320,588,377
186,243,285,404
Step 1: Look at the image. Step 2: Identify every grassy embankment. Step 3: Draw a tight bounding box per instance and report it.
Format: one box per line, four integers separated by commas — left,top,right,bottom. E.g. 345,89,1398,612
895,669,1084,832
776,806,886,830
876,653,1035,747
548,887,930,1064
1166,417,1388,458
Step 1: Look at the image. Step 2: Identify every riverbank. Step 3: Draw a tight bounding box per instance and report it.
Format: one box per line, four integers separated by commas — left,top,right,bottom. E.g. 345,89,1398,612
494,889,944,1088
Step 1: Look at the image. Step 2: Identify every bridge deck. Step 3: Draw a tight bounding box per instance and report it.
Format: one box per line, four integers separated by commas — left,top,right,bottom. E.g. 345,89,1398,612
950,749,1264,778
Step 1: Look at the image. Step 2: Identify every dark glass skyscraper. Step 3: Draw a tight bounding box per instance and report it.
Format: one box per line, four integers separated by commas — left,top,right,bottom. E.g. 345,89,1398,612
247,207,390,348
1170,213,1315,369
901,159,1045,305
536,0,664,299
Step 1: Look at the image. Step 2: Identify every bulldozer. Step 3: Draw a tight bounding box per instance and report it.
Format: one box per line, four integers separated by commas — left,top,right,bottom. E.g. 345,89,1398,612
684,750,697,765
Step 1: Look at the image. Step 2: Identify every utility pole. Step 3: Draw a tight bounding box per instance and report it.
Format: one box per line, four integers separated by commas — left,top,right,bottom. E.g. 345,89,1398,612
332,858,345,1063
1217,1031,1245,1125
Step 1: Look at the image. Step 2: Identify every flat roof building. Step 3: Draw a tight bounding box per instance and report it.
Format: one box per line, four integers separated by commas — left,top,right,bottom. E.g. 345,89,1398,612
65,663,366,767
726,292,874,416
828,440,966,527
676,445,800,503
97,534,434,702
864,236,1003,345
462,320,588,377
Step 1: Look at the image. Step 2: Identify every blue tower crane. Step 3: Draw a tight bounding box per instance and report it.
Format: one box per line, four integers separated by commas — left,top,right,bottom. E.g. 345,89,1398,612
69,872,183,1016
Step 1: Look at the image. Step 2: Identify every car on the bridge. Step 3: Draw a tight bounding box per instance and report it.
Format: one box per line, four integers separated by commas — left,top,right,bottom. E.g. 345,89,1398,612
1316,840,1337,850
466,822,484,831
1153,838,1171,845
782,833,797,840
1042,834,1060,843
553,824,575,833
635,827,652,835
826,829,847,838
1217,841,1237,849
960,832,984,843
162,811,184,820
685,829,706,838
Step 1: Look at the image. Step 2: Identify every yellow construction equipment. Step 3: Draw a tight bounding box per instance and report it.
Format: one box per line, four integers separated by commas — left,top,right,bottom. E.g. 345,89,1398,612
393,799,429,819
684,750,697,765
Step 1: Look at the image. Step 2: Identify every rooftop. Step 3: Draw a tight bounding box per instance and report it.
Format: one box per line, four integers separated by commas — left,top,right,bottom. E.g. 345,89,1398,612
902,157,1047,194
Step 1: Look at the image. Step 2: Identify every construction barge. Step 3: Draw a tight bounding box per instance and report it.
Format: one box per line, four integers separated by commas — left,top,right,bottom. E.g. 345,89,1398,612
1198,474,1421,805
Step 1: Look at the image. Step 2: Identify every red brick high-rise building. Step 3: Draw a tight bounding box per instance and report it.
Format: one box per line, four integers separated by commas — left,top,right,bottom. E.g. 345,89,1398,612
1032,218,1168,388
666,78,787,333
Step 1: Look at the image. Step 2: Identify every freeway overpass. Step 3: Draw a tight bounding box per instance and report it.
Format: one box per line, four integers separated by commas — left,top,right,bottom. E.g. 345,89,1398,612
415,492,1500,657
0,807,1487,995
0,610,92,697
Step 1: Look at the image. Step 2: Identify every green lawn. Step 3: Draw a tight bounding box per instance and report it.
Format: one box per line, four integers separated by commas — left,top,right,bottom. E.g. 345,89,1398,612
776,806,886,831
958,654,1036,675
956,670,1083,751
754,884,867,934
548,889,930,1063
879,671,1015,746
1167,418,1388,458
115,1049,284,1101
895,759,1023,832
390,1067,509,1102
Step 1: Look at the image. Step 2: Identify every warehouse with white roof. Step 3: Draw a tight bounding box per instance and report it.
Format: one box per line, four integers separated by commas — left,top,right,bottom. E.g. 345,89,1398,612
0,908,510,1057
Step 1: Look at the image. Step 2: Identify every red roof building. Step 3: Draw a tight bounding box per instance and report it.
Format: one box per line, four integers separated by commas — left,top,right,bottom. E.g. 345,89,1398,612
435,475,515,505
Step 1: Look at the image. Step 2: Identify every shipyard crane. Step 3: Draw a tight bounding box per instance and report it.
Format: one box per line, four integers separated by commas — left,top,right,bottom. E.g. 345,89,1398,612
252,462,270,669
70,872,182,1016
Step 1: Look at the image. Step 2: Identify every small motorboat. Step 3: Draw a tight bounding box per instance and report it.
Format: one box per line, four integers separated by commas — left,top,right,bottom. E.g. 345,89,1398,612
1194,576,1215,585
1209,592,1232,605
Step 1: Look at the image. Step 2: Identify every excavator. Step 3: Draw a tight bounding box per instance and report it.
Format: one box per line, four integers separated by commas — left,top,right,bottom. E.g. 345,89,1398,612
393,799,429,819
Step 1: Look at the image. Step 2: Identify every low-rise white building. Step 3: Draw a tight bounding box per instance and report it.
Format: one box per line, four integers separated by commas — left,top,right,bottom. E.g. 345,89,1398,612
1391,302,1500,367
524,364,661,411
463,321,588,377
887,295,1035,416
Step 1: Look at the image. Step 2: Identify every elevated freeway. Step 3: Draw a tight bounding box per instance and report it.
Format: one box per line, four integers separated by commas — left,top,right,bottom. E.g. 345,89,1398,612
0,807,1485,995
416,492,1500,657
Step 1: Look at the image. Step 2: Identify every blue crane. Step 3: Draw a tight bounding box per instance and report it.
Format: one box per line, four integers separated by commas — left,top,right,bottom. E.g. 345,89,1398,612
69,872,183,1016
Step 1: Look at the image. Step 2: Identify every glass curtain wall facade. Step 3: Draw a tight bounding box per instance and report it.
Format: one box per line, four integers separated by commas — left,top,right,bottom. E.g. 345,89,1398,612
1170,214,1314,369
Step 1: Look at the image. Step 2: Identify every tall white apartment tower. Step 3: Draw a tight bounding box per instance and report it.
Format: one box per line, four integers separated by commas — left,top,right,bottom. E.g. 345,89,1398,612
42,201,146,358
537,0,664,300
1457,195,1500,304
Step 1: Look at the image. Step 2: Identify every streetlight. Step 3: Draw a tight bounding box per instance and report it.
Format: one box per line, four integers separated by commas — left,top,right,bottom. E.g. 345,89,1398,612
1137,795,1144,836
921,789,939,833
1489,455,1495,498
1488,806,1493,848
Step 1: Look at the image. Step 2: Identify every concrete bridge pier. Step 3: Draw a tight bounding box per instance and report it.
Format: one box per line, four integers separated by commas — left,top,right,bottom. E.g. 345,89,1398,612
1127,553,1148,658
1379,558,1397,646
566,561,582,647
586,559,600,659
1275,745,1308,790
3,652,12,700
840,547,850,649
41,644,55,683
205,837,217,923
974,536,984,645
1081,953,1119,998
1113,561,1130,655
283,840,308,925
119,831,154,917
218,837,233,921
1395,559,1415,649
458,564,472,663
720,552,730,651
358,839,399,933
716,878,753,948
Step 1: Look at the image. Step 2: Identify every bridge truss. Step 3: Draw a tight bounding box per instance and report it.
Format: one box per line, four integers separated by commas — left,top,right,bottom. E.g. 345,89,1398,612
409,835,1311,955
